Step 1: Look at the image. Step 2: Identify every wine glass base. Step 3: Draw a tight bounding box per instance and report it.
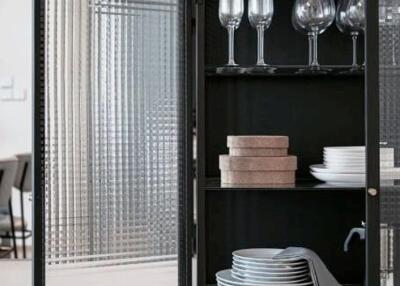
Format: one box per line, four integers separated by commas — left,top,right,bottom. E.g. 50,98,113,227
216,66,244,74
296,66,332,74
340,66,364,74
249,65,276,74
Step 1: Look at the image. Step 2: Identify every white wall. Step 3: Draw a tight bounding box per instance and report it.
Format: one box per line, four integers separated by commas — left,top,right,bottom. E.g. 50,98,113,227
0,0,33,253
0,0,32,158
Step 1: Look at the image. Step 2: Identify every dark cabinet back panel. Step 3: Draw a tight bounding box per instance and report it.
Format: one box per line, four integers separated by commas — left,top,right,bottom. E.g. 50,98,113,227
205,76,365,178
205,0,365,66
205,189,366,285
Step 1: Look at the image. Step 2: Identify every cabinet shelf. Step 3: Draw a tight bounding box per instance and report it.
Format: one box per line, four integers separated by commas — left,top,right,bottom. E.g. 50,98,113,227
204,177,364,191
205,65,364,77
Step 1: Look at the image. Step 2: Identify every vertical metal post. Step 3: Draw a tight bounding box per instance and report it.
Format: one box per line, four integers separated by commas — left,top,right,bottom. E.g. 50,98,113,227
365,0,381,283
33,0,46,285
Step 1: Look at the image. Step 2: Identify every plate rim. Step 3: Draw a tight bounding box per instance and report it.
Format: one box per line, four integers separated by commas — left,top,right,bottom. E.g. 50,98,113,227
216,270,314,286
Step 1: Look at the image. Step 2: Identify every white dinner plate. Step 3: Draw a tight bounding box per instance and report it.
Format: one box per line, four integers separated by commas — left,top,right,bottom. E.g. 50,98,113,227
323,147,393,154
231,269,309,282
232,263,309,276
310,164,400,175
233,249,302,263
324,161,394,169
216,270,314,286
231,271,310,284
323,157,394,165
311,171,400,184
233,259,308,270
323,152,393,159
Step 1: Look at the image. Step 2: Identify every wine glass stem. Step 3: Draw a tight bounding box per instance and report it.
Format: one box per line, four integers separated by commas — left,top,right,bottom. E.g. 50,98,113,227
311,32,319,68
228,26,236,66
308,34,313,66
257,26,266,66
351,33,358,68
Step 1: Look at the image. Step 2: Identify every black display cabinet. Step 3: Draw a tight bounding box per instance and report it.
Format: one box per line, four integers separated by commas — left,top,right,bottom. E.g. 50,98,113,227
195,0,380,286
33,0,397,286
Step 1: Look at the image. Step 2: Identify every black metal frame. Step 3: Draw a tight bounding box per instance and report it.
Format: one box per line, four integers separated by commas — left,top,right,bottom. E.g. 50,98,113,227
365,0,381,284
195,0,206,285
19,162,30,258
33,0,45,285
180,0,194,285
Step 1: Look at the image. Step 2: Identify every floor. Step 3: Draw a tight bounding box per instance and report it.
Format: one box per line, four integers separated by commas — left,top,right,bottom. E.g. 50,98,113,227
0,260,183,286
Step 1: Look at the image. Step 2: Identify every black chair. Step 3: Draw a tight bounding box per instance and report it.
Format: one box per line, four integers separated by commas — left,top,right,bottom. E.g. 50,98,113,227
0,157,18,258
13,153,32,258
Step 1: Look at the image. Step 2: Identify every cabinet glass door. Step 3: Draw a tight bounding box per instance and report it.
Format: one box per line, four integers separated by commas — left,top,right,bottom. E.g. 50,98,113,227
379,2,400,283
368,0,400,285
35,0,191,285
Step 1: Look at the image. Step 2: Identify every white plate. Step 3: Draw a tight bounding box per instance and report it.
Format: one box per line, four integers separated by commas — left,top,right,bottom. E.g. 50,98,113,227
323,152,393,159
216,270,313,286
324,161,395,169
232,263,309,276
233,259,308,270
310,164,400,175
233,249,301,263
231,270,310,284
323,158,394,164
231,269,309,281
324,147,393,154
311,171,400,184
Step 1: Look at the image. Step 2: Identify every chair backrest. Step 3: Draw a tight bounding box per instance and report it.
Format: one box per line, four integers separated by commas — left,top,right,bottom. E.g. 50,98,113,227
14,153,32,192
0,157,18,212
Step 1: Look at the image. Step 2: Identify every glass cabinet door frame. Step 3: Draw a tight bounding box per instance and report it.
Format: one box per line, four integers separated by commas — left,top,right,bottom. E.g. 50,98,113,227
366,0,381,284
32,0,194,286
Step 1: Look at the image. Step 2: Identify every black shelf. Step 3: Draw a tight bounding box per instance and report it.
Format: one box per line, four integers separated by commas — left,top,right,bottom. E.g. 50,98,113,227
205,65,364,77
205,178,364,191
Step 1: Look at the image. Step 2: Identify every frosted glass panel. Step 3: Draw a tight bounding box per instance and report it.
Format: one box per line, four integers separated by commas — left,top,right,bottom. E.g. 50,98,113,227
44,0,185,267
379,0,400,284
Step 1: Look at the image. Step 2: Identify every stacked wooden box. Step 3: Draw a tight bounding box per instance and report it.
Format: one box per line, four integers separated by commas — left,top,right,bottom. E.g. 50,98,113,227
220,136,297,185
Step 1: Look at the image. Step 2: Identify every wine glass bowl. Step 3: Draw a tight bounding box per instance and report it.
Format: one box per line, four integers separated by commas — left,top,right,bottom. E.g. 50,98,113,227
293,0,336,34
336,0,352,33
219,0,244,28
248,0,274,28
219,0,244,67
346,0,366,31
248,0,274,69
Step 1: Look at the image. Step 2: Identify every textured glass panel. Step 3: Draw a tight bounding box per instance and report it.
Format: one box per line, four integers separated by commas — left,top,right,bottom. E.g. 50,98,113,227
44,0,185,267
379,0,400,284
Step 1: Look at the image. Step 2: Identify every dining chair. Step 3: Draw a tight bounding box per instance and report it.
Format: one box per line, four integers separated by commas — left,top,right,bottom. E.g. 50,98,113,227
0,157,18,258
13,153,32,258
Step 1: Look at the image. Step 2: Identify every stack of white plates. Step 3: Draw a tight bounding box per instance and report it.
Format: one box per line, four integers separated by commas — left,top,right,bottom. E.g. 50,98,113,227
216,249,313,286
310,146,400,185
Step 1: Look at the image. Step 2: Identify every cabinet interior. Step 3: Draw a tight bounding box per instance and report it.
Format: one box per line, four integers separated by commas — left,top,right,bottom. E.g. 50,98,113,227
197,0,367,285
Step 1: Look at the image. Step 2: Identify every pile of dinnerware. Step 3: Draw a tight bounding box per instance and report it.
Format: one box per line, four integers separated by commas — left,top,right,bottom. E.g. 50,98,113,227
216,248,314,286
220,136,297,185
310,146,400,185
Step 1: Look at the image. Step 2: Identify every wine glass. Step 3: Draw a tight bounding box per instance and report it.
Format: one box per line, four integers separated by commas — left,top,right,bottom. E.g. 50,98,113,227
346,0,365,67
336,0,364,70
248,0,274,71
219,0,244,67
293,0,336,73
